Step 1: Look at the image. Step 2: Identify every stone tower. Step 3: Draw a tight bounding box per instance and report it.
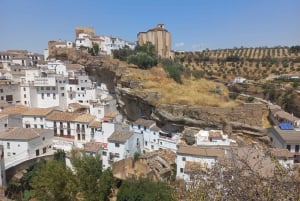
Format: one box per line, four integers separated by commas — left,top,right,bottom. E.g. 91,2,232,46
137,24,173,59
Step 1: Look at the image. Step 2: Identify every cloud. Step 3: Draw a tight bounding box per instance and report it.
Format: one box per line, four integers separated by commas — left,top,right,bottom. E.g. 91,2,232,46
175,42,185,48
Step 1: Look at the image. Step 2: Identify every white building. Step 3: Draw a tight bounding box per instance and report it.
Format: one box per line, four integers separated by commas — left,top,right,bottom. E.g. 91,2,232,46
19,62,98,109
46,110,97,150
176,145,225,182
233,77,246,84
98,35,135,56
269,148,294,168
195,130,233,146
0,127,53,169
103,130,142,169
75,33,92,49
131,118,179,153
0,80,21,104
21,107,53,129
268,126,300,163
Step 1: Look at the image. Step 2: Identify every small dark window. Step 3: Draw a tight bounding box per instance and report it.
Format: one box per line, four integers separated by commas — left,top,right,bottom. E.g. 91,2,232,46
115,143,120,147
182,157,186,161
180,168,183,173
287,145,291,151
296,145,299,153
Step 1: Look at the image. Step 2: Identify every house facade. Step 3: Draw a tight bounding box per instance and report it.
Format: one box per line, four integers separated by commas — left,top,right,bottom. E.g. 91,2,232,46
268,126,300,163
176,145,225,182
0,128,53,169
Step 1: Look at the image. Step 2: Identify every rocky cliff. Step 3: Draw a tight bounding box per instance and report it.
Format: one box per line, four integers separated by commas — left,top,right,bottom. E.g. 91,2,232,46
82,57,267,136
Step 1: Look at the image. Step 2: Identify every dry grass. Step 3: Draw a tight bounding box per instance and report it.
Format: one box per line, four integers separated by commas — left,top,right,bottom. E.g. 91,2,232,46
128,66,239,107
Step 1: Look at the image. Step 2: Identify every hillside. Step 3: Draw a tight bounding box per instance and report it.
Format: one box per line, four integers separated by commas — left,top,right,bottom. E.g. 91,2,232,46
176,46,300,81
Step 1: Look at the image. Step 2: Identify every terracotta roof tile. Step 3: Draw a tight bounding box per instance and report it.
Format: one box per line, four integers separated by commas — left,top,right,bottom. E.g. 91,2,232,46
0,127,52,141
22,107,53,116
46,111,95,123
1,105,29,115
177,145,225,158
84,142,102,153
89,120,101,127
108,130,134,143
134,118,156,127
269,148,294,158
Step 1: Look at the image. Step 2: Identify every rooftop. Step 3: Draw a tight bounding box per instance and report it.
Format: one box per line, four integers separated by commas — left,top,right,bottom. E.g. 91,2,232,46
134,118,156,127
108,130,134,143
269,126,300,144
46,110,95,123
22,107,53,116
177,145,225,158
1,105,29,115
0,127,52,141
84,142,102,153
89,120,101,128
269,148,294,158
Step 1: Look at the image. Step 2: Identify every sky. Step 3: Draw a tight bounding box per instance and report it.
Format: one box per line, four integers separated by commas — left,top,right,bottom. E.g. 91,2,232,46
0,0,299,53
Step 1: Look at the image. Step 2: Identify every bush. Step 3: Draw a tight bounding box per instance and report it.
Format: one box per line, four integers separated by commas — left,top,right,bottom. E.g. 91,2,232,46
162,60,184,84
127,52,157,69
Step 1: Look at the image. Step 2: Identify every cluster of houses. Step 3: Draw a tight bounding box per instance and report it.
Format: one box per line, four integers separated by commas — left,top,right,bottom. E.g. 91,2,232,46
46,26,135,59
0,47,299,187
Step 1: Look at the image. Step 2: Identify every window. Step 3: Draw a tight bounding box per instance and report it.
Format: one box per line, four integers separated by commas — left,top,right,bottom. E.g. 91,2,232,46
40,117,42,121
180,168,183,173
1,96,3,100
42,137,45,141
85,80,87,82
182,157,186,161
7,142,10,149
41,87,44,90
60,87,64,90
34,117,36,121
41,125,44,129
0,89,2,93
61,93,64,97
287,144,291,151
53,93,56,99
81,87,85,91
23,87,26,91
34,124,37,128
296,145,299,153
47,93,50,97
24,101,27,104
102,151,107,156
43,147,46,154
144,126,146,131
52,87,55,90
24,94,26,98
145,141,148,146
151,145,154,149
46,87,50,90
77,133,81,140
41,93,44,99
115,143,120,147
36,149,40,156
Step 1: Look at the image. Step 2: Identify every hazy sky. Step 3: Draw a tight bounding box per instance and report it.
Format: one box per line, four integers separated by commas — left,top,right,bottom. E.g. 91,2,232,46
1,0,299,53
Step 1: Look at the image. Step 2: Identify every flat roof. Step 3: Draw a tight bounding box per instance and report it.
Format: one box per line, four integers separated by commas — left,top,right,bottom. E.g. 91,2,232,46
269,126,300,144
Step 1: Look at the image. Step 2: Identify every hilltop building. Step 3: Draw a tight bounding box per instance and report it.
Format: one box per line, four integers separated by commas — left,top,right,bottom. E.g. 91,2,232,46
137,24,174,59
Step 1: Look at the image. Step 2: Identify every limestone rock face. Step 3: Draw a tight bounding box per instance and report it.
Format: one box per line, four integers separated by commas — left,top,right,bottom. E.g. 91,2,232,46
82,57,266,136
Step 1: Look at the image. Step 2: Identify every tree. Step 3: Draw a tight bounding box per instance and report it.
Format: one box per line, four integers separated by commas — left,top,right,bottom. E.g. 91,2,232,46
127,52,157,69
71,153,113,201
175,147,300,201
117,178,174,201
30,160,78,201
